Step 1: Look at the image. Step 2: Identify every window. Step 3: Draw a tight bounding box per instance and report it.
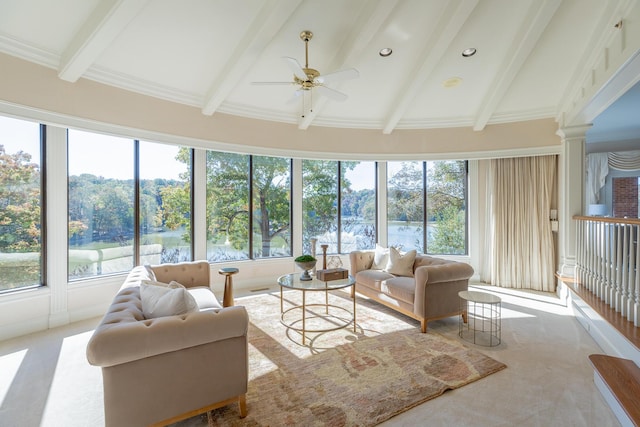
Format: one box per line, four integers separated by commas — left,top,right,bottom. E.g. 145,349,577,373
302,160,338,253
206,152,292,261
0,116,42,291
206,151,250,261
426,160,467,255
387,161,424,251
387,160,468,255
340,161,376,251
68,130,135,279
303,160,377,254
252,155,291,258
139,142,192,263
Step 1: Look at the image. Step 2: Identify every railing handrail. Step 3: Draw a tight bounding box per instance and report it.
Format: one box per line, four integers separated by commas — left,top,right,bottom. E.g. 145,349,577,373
573,215,640,225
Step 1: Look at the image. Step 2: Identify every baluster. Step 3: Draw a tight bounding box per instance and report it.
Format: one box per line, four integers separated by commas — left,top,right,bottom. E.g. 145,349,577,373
588,220,596,293
603,221,611,301
626,224,636,322
634,225,640,327
620,224,629,316
613,223,623,311
577,219,585,287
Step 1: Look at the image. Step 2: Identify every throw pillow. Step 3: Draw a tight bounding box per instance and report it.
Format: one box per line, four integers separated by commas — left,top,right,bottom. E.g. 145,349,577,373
384,247,416,277
140,280,198,319
371,244,389,270
143,264,157,281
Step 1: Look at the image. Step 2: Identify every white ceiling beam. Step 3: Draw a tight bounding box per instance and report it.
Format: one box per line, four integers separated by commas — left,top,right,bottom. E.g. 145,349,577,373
201,0,303,116
382,0,479,135
472,0,562,131
58,0,149,83
297,0,401,130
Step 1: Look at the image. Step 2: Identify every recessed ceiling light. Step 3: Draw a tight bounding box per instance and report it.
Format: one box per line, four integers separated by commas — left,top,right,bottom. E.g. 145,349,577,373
379,48,393,57
462,48,477,57
443,77,462,88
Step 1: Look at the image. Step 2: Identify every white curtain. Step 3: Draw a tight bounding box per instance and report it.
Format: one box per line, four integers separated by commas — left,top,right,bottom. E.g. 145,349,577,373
483,155,557,291
586,152,609,205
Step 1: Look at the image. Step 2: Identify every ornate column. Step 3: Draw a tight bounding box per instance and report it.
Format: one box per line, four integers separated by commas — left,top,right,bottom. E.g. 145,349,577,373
556,124,591,282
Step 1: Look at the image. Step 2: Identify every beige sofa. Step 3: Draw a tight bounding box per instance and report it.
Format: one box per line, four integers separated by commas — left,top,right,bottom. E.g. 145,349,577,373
86,261,248,427
349,250,474,332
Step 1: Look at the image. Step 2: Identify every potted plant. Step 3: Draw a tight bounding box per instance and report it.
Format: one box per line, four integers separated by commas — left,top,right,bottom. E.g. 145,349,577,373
294,254,317,281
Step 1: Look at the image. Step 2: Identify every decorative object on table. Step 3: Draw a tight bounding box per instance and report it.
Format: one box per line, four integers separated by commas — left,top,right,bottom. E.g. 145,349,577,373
218,267,239,307
316,267,349,282
310,238,318,275
321,244,329,269
294,255,317,281
327,255,343,269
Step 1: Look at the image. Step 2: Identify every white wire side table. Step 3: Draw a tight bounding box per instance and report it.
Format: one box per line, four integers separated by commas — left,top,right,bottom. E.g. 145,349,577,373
458,290,501,347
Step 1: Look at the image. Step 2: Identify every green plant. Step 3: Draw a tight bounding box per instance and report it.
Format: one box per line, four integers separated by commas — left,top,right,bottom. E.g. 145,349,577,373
294,254,316,262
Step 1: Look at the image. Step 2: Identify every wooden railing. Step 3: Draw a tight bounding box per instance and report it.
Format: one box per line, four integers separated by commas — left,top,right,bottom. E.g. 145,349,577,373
575,216,640,327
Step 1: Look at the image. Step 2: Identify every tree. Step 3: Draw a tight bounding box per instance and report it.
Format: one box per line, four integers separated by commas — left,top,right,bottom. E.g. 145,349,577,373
387,161,423,222
0,145,41,252
0,144,41,289
426,161,466,254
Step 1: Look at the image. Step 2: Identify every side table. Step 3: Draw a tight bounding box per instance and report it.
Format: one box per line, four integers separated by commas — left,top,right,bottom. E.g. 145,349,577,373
458,290,501,347
218,267,239,307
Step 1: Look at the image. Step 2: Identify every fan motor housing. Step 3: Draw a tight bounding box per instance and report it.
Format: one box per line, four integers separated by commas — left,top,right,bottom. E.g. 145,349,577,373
295,68,320,89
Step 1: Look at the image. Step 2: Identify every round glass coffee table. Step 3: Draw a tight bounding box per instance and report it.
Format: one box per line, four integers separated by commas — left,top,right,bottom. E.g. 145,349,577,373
277,273,356,345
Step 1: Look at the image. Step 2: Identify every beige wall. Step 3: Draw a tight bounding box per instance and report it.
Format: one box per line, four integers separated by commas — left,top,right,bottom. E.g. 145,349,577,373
0,52,561,161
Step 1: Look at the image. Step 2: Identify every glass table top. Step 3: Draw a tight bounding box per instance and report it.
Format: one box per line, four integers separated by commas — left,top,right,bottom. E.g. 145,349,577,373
277,273,355,291
458,290,501,304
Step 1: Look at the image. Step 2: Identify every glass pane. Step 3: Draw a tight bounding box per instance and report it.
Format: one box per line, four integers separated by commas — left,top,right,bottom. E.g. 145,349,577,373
387,161,424,251
68,130,134,279
426,160,467,255
252,155,291,258
206,151,250,261
139,141,192,264
302,160,338,254
0,116,41,290
341,161,376,252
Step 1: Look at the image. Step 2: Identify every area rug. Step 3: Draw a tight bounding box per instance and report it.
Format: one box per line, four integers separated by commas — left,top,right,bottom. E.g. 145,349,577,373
174,290,506,426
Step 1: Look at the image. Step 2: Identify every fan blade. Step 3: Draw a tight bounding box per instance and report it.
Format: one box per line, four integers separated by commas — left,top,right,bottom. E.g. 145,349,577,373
316,85,348,102
251,81,294,85
283,56,308,81
316,68,359,84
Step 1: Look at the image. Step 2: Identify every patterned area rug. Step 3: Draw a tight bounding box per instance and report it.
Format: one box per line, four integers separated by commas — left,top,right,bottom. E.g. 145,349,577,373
175,290,506,427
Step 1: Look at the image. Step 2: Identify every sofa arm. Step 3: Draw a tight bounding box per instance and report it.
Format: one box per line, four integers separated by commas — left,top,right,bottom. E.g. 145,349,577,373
414,262,474,286
349,250,374,275
87,306,248,368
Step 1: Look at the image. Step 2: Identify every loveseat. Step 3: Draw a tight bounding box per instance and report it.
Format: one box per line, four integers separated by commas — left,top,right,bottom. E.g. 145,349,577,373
86,261,248,427
349,248,474,332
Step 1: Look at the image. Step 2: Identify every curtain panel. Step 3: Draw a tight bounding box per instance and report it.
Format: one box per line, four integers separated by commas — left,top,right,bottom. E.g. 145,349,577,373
483,155,557,291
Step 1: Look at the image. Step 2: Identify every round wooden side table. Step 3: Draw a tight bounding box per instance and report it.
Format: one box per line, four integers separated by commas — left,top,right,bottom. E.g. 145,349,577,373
218,267,239,307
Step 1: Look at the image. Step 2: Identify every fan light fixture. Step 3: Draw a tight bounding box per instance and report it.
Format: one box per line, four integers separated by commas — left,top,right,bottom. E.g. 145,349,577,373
251,30,359,119
379,48,393,57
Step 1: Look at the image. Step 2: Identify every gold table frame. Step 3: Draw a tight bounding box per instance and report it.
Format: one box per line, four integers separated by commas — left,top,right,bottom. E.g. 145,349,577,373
277,273,356,345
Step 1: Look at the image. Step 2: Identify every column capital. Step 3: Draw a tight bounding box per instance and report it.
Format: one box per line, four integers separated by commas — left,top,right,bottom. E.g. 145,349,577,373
556,124,592,141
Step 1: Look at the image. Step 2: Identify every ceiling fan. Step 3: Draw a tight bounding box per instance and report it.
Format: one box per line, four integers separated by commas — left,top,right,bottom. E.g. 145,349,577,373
253,31,359,110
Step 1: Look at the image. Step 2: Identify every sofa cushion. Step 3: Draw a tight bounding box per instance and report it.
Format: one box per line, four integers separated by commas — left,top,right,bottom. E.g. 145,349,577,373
188,286,223,312
381,276,415,304
140,280,199,319
355,269,395,291
371,244,389,270
385,247,416,277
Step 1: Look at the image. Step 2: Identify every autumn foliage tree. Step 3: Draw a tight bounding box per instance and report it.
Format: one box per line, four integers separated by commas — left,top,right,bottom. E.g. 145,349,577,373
0,145,40,253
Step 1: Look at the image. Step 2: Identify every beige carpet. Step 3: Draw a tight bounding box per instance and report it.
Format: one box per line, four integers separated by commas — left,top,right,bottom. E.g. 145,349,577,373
174,290,506,427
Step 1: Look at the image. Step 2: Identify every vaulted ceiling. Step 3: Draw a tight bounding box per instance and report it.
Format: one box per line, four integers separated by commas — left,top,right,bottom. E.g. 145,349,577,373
0,0,636,137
